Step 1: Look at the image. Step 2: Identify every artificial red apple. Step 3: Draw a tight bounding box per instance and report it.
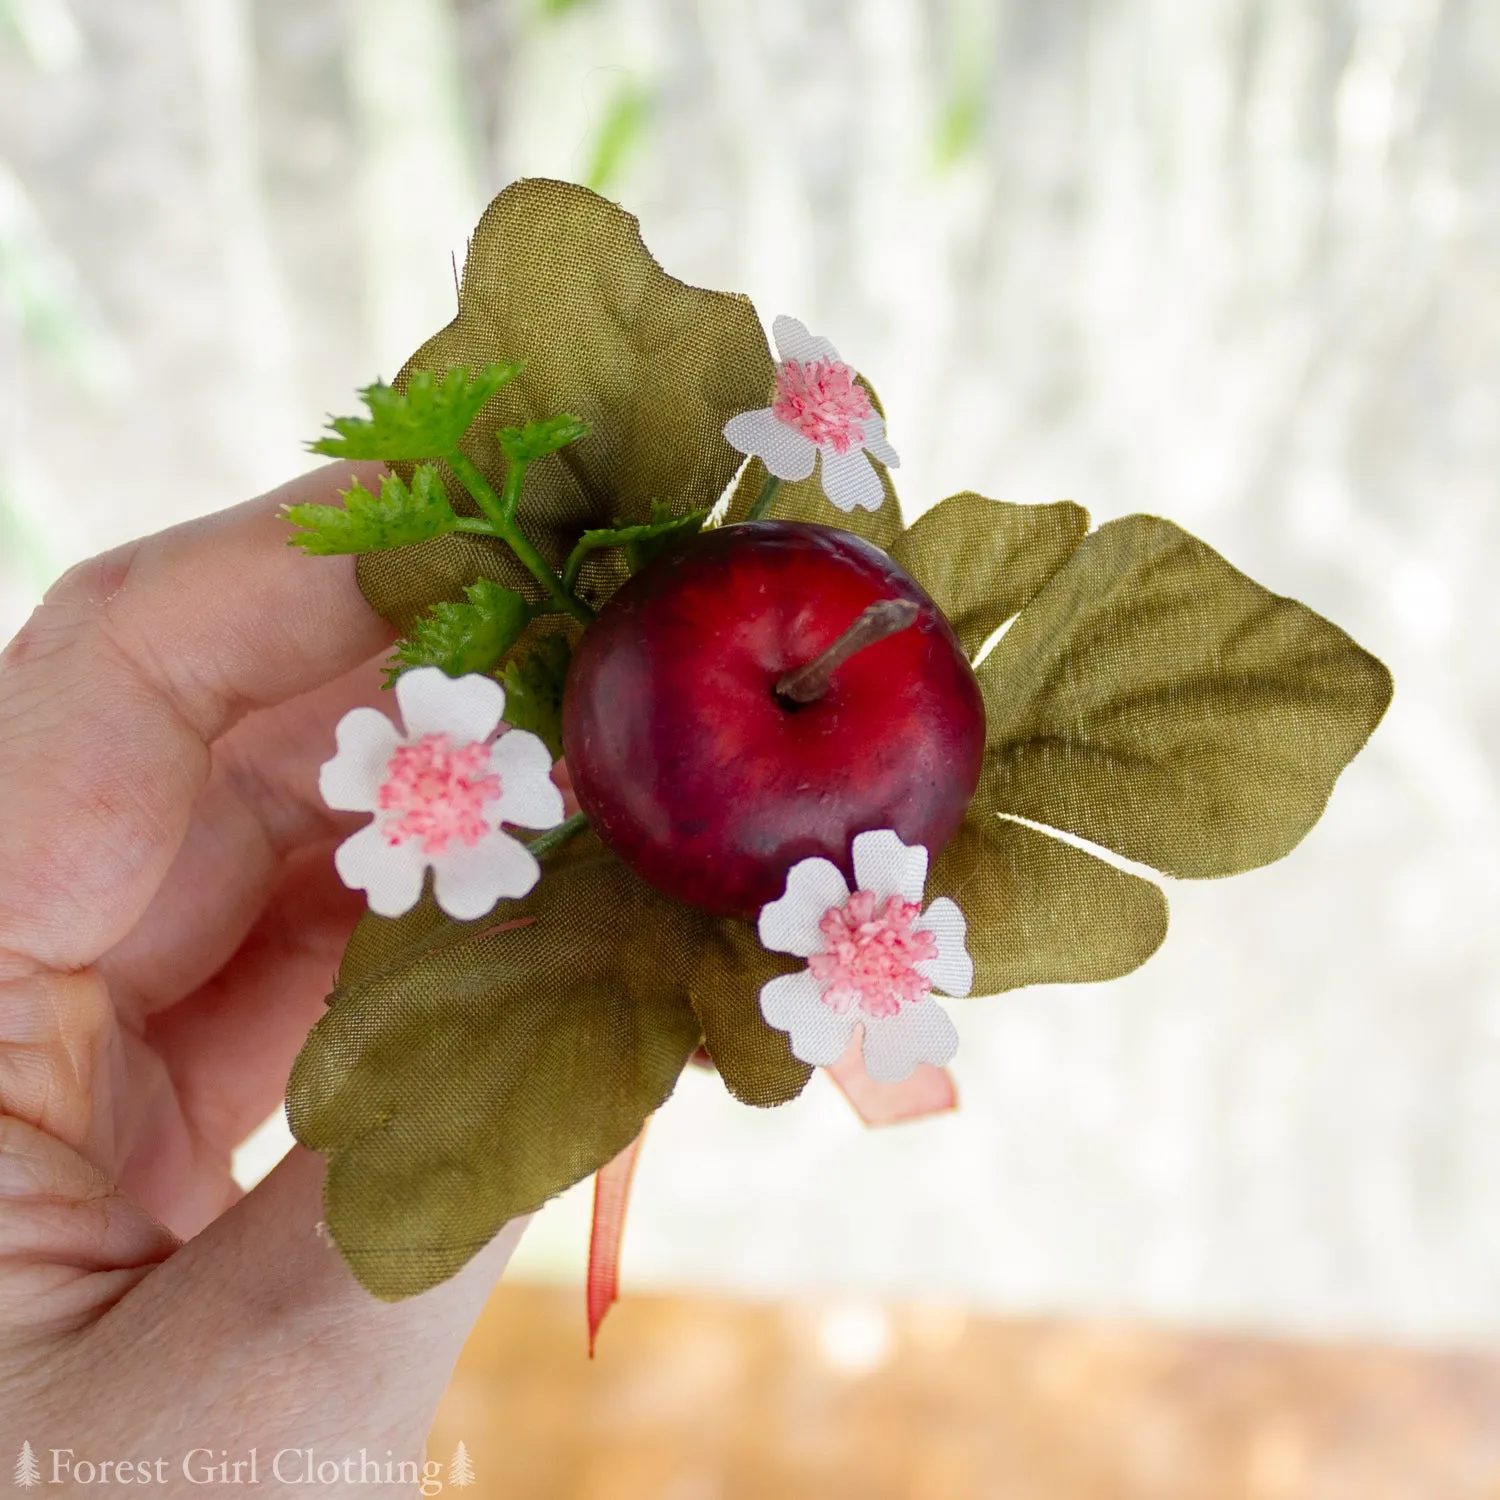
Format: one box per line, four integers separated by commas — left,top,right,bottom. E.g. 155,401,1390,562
561,520,986,919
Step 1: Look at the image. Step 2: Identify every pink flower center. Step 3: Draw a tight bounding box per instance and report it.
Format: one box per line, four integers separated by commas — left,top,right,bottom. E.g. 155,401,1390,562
377,733,501,856
808,890,939,1020
771,358,873,454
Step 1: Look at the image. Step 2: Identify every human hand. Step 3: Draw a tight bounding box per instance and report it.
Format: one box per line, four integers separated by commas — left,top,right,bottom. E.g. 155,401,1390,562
0,464,525,1487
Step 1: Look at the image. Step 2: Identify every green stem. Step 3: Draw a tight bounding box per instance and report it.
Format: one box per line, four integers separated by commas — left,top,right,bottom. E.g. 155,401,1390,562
561,545,589,597
452,516,499,536
744,474,781,522
496,453,527,526
448,451,595,626
527,811,589,861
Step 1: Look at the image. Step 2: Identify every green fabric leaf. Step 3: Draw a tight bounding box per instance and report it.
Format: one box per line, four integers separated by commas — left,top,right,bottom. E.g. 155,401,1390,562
888,492,1091,659
927,788,1169,996
357,534,544,639
329,827,613,993
288,839,708,1301
977,514,1394,878
688,921,813,1107
497,413,591,465
385,578,529,684
561,504,708,593
499,633,572,759
311,363,523,463
334,889,464,992
357,178,773,628
720,380,904,549
283,465,459,555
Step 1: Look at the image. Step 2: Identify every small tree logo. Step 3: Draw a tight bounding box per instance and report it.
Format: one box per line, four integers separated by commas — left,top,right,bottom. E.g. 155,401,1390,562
13,1442,40,1489
448,1440,475,1488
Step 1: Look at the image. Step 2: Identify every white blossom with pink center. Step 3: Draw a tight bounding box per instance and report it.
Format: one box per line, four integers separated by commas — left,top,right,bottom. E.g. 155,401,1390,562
723,315,900,513
757,830,972,1083
318,666,565,920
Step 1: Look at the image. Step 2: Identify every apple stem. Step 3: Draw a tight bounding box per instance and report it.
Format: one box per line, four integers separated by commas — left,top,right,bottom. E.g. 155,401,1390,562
776,597,921,705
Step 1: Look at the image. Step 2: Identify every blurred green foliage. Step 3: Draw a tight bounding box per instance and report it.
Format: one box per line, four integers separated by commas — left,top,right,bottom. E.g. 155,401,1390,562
931,0,993,171
585,79,651,195
933,79,986,171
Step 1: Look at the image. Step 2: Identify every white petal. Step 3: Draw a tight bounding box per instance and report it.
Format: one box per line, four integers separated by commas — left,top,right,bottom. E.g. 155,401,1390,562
851,829,928,904
431,831,541,919
758,857,851,957
334,822,427,917
915,897,974,997
489,729,565,830
723,408,819,481
772,314,841,365
395,666,506,744
819,446,884,512
759,969,857,1066
861,410,901,469
861,1000,959,1083
318,707,401,812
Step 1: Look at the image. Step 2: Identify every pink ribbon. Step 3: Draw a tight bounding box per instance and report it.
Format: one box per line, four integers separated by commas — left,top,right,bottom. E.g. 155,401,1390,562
580,1044,955,1350
824,1034,958,1125
586,1125,647,1356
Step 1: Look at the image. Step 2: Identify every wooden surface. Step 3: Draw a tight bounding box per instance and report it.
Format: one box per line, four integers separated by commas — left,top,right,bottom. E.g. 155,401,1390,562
430,1283,1500,1499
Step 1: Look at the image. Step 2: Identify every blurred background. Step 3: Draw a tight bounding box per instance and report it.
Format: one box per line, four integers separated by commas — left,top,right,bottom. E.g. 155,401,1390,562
2,0,1498,1492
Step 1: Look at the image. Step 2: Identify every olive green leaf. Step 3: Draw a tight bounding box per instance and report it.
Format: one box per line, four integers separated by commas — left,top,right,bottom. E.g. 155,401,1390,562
357,533,541,639
977,514,1394,879
312,363,523,463
283,465,459,556
688,921,813,1107
927,786,1169,996
561,504,709,593
334,889,468,993
288,840,709,1300
384,577,529,685
720,381,904,550
499,632,572,759
358,177,774,630
330,824,607,993
888,493,1091,659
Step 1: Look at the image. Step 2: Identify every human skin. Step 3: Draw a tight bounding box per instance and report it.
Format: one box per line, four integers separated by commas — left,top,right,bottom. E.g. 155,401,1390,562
0,463,524,1493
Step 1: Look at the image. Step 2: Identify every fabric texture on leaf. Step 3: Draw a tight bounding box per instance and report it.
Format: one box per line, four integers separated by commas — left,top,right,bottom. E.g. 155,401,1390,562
334,884,465,990
926,787,1169,997
356,178,773,632
976,514,1394,878
688,919,813,1106
889,493,1091,659
288,836,708,1300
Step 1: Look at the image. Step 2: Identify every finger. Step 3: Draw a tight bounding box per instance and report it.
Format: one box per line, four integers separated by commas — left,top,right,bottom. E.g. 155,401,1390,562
124,843,365,1235
46,1148,526,1456
0,1115,177,1345
0,1121,523,1453
0,462,393,972
99,654,389,1021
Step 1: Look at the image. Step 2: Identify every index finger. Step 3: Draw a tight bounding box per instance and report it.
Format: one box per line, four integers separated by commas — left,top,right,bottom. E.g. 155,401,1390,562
0,462,394,971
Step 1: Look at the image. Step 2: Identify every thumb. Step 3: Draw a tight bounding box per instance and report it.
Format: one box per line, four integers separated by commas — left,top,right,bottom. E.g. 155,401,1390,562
2,1123,524,1454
